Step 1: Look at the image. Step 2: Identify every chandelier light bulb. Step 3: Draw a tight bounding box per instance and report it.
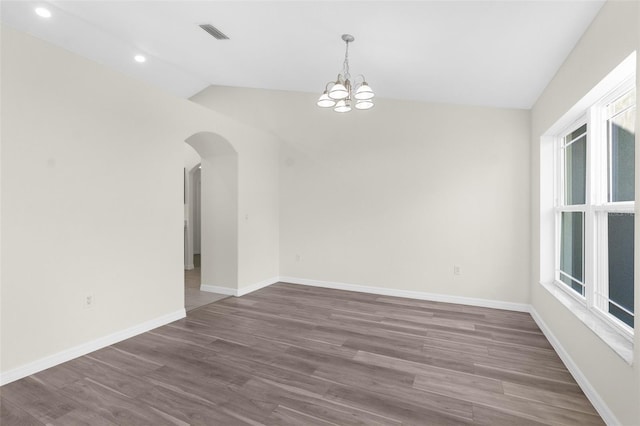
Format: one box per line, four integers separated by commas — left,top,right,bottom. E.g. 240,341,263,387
355,83,375,100
355,99,374,110
328,83,349,100
35,7,52,18
334,99,352,113
317,92,336,108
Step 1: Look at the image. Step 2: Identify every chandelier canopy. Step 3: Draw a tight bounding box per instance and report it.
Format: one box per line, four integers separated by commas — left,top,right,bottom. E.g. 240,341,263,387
317,34,375,113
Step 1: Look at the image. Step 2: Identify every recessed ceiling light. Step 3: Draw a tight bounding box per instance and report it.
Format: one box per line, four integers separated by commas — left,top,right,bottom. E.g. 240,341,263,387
134,55,146,63
35,7,52,18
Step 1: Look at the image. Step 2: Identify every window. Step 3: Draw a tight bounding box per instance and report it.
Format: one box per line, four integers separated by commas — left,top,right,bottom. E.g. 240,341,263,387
554,81,635,337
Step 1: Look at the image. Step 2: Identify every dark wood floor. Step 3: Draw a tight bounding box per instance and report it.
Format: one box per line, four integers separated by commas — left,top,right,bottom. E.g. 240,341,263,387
1,283,603,425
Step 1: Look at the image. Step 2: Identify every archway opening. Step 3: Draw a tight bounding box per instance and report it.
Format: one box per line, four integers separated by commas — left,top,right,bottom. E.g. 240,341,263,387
184,132,238,310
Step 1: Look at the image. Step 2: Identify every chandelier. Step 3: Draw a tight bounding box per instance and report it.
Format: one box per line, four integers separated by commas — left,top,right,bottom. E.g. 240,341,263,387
317,34,375,112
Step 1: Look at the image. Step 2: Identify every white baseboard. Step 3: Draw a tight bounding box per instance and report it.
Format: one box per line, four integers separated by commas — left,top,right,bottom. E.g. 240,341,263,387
279,276,530,312
184,264,195,270
0,309,185,386
529,307,619,426
201,277,280,297
237,276,280,297
200,284,236,295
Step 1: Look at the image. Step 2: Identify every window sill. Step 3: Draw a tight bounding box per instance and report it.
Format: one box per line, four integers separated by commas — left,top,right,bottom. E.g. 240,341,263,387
540,280,633,364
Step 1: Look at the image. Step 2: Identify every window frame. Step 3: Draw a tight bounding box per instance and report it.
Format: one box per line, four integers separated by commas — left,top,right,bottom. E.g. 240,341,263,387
554,116,588,305
552,78,636,342
540,51,636,363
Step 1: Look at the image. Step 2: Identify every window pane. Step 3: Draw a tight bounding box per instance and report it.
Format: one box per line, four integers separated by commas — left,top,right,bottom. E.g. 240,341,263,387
608,88,635,116
567,124,587,142
560,212,584,295
608,213,634,328
608,91,635,202
564,125,587,205
559,273,584,296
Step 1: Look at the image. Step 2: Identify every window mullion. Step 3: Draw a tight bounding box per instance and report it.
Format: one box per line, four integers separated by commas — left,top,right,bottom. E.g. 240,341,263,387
584,109,596,309
590,102,607,313
555,205,587,213
596,211,609,313
594,202,635,212
554,136,563,279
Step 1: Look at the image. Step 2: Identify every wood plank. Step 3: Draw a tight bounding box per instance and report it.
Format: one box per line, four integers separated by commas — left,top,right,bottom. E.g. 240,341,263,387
0,398,44,426
57,379,170,426
240,377,400,426
343,336,477,374
471,404,547,426
57,356,152,398
269,405,337,426
473,363,583,395
211,352,332,396
48,408,119,426
325,383,473,425
502,381,599,415
84,346,163,376
30,362,84,390
421,336,490,356
353,350,503,395
414,375,604,425
1,377,77,423
136,379,271,426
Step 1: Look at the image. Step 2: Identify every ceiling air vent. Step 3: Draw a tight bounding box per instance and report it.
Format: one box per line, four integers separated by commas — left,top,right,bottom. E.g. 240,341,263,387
199,24,229,40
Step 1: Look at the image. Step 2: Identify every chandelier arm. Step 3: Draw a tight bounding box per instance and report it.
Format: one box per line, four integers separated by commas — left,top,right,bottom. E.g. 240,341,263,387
352,75,366,90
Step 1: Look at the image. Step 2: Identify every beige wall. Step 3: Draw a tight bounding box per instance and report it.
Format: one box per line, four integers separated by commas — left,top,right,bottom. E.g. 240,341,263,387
192,87,531,305
0,26,279,375
530,1,639,424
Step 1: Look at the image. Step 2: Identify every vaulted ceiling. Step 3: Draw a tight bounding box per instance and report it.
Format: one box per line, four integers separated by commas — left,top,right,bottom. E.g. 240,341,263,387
1,1,605,109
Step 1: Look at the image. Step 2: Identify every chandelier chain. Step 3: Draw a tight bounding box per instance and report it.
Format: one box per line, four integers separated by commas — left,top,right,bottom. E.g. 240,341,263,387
343,40,351,80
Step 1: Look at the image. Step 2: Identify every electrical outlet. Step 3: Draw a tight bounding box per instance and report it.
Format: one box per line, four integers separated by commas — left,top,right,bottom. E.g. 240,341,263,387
84,294,94,309
453,265,461,276
296,254,301,262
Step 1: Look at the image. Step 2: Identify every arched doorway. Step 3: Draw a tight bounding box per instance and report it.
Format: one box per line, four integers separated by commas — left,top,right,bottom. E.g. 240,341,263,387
184,132,238,304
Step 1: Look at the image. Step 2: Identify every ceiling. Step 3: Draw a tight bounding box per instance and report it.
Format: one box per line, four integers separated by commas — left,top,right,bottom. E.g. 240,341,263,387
1,1,605,109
